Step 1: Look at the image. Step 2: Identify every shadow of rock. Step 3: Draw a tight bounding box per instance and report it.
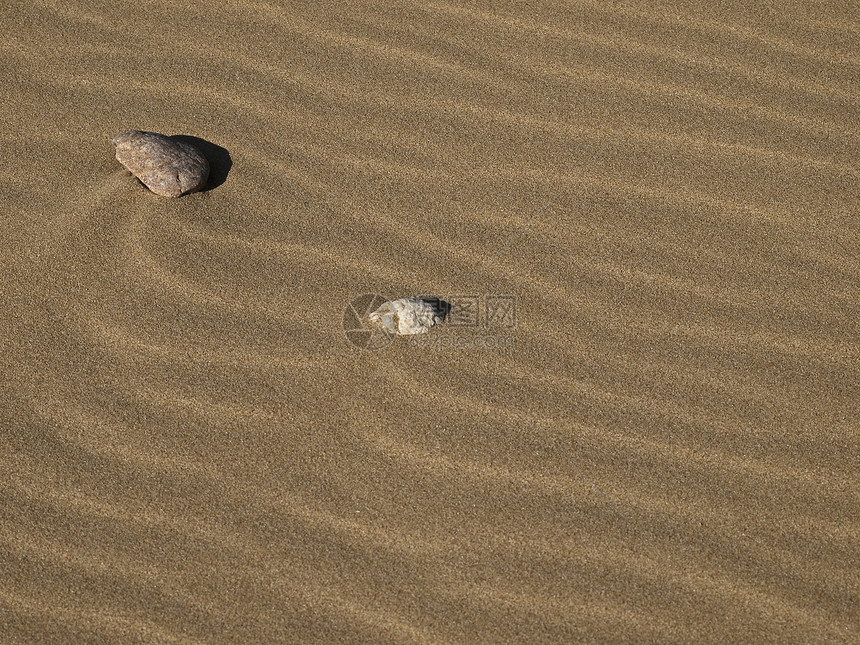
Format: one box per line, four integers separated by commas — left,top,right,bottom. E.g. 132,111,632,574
421,297,452,323
170,135,232,192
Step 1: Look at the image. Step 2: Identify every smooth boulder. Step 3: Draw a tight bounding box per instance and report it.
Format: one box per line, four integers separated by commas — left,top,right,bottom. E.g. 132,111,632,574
113,130,209,197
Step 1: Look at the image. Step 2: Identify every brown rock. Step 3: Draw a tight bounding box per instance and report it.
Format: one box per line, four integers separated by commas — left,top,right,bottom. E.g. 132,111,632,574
113,130,210,197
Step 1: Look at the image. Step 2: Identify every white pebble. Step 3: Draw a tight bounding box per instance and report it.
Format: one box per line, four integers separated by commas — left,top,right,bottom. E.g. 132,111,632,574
367,297,446,336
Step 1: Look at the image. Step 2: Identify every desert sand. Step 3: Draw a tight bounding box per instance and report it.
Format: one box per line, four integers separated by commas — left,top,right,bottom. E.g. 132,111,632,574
1,1,858,643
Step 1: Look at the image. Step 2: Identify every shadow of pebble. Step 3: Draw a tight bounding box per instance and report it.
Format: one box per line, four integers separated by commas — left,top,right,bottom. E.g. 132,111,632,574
425,298,452,323
170,135,232,192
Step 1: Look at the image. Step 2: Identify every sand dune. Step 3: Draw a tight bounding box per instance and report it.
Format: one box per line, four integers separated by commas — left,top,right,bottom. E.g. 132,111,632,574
1,1,858,643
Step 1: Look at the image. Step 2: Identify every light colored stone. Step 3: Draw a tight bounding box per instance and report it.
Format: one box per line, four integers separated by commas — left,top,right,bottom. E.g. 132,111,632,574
113,130,209,197
367,297,446,336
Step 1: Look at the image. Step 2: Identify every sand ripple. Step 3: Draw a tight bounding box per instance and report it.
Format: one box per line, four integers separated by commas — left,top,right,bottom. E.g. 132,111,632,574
1,0,858,643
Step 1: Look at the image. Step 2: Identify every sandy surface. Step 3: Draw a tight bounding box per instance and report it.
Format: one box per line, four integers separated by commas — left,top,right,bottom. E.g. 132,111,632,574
1,1,858,643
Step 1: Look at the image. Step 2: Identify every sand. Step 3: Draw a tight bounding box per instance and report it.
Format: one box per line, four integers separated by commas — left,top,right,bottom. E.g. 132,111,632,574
1,1,858,643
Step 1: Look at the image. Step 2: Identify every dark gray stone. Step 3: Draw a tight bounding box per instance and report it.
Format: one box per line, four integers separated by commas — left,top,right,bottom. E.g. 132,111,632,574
113,130,210,197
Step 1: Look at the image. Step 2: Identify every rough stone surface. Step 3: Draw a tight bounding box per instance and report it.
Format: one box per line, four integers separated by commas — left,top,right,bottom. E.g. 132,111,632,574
367,297,446,335
113,130,210,197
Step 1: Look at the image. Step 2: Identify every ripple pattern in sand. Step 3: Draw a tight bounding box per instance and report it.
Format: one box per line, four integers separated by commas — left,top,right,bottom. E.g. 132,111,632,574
1,1,858,643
